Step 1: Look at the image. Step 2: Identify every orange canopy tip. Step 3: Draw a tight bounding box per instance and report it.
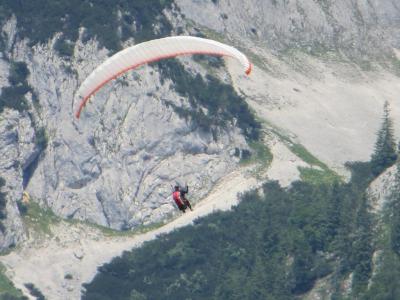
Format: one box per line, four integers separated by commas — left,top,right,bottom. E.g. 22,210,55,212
245,63,252,75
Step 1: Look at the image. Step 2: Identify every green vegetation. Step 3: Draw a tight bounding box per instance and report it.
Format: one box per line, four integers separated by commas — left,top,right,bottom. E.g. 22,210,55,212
8,62,29,86
298,166,339,185
365,251,400,299
19,198,167,240
0,178,7,233
370,101,397,176
16,187,174,246
290,144,339,184
289,143,324,167
390,175,400,256
83,105,400,300
193,54,225,68
239,140,273,178
0,59,47,177
78,218,168,239
0,264,26,299
0,59,47,154
241,140,272,164
16,201,27,216
82,160,377,300
0,0,173,53
23,283,44,300
2,2,260,145
34,127,48,150
159,60,261,141
53,37,75,57
0,61,31,114
269,124,341,184
21,202,60,236
363,162,400,299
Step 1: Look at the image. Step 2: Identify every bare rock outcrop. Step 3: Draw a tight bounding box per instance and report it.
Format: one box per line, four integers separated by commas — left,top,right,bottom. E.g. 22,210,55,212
0,109,40,249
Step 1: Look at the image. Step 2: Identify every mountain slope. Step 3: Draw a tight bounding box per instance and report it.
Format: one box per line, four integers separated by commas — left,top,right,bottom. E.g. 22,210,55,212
0,0,400,298
1,167,258,299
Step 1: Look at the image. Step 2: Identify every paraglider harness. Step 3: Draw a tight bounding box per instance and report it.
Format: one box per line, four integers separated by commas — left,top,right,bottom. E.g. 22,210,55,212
173,188,185,212
180,185,192,211
172,185,192,213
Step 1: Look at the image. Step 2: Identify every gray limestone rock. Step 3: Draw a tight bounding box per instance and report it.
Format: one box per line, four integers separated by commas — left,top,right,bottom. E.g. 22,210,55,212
2,0,399,246
5,34,247,231
176,0,400,58
0,109,40,249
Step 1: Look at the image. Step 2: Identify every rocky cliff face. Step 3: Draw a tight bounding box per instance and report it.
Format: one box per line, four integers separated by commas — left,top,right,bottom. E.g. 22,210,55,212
369,164,398,212
0,10,248,239
0,109,39,249
177,0,400,174
1,0,400,251
177,0,400,58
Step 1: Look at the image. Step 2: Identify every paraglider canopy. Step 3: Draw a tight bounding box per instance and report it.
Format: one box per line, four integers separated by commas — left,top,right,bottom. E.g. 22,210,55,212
75,36,252,119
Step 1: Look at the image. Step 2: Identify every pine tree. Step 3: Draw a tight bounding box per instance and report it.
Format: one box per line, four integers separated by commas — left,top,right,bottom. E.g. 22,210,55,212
390,162,400,256
326,182,342,241
351,193,374,294
371,101,397,176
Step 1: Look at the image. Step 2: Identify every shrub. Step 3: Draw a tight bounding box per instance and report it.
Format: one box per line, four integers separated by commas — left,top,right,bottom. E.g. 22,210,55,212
0,178,7,222
24,283,45,300
0,61,31,113
8,62,29,86
35,127,48,149
0,0,174,52
54,38,74,57
158,60,261,141
16,201,28,216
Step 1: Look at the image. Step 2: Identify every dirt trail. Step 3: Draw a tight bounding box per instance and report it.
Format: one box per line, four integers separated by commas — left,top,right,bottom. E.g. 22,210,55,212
1,167,258,300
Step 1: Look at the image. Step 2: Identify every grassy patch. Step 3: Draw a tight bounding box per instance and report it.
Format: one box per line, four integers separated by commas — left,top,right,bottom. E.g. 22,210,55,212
292,145,341,185
240,140,273,179
0,263,26,299
22,202,60,236
72,219,167,238
264,121,341,184
298,167,340,185
21,198,168,240
289,143,326,170
240,141,272,166
289,144,341,184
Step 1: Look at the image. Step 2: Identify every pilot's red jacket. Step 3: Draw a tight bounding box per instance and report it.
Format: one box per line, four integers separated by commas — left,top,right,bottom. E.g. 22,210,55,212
172,191,185,209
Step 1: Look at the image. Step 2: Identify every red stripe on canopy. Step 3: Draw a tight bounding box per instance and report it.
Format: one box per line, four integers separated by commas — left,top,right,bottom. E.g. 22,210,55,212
75,50,250,119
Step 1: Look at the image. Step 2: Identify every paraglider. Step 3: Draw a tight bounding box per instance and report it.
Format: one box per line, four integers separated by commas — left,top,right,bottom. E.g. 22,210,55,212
75,36,252,118
172,185,186,213
172,185,192,213
74,36,252,213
